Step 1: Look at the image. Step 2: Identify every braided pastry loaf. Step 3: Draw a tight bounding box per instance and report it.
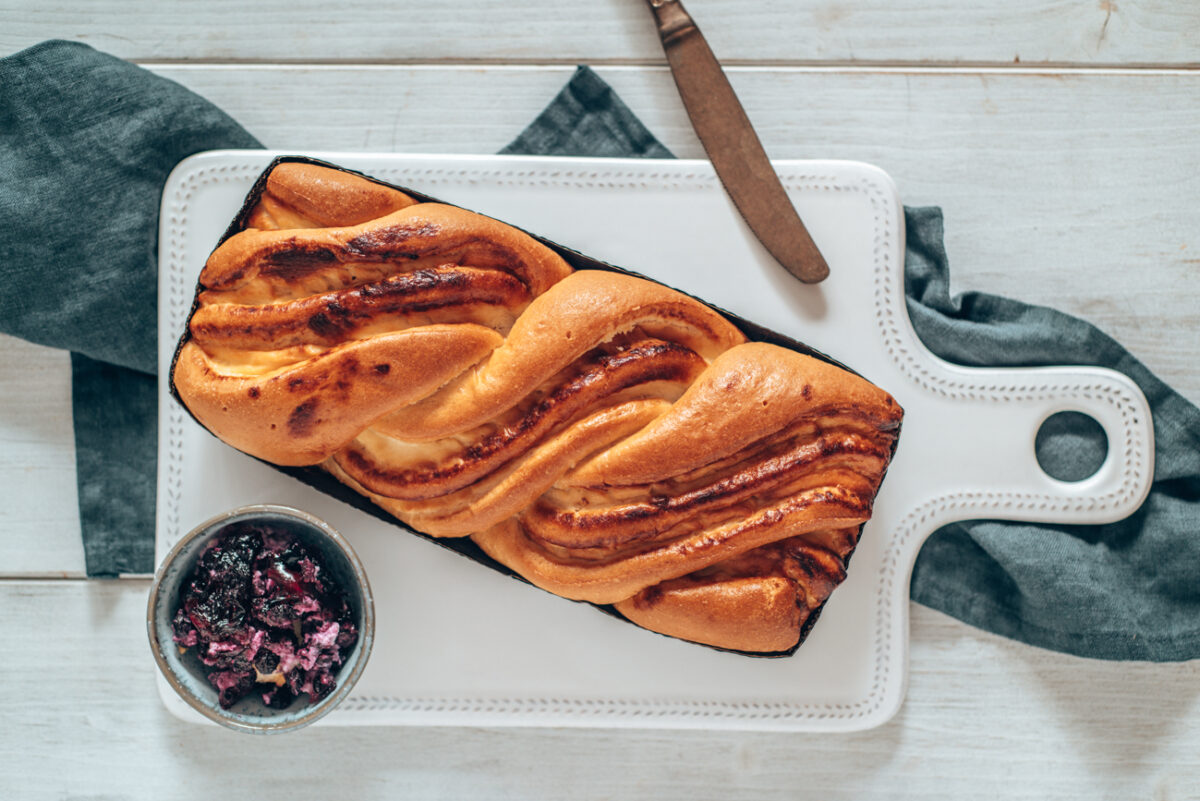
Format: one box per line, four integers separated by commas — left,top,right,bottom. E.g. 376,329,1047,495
173,162,903,654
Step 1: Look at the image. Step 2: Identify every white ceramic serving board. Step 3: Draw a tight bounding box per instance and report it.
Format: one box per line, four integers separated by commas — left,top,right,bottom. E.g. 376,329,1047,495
156,152,1153,732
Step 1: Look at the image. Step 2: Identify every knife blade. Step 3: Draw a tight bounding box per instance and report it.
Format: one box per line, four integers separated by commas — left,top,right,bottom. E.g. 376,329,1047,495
643,0,829,283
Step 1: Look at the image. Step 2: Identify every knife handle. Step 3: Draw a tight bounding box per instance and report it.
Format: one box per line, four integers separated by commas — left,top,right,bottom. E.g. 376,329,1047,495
645,0,694,46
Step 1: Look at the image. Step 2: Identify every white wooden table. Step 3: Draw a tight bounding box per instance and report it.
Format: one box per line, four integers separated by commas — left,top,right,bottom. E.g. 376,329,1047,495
2,3,1199,797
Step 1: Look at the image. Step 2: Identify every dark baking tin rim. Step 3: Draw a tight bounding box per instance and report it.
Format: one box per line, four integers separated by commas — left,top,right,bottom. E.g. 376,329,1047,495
168,155,903,659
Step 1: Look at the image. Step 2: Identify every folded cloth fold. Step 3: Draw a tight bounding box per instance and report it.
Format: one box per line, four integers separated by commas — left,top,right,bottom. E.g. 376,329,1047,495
2,45,1196,661
901,209,1200,661
0,41,261,575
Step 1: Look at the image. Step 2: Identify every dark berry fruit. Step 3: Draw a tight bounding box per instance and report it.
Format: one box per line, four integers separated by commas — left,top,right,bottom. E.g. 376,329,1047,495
172,523,357,713
254,648,280,674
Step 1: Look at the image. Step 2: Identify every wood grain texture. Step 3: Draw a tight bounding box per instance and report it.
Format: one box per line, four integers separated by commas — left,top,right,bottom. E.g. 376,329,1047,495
1,64,1197,577
1,5,1197,794
2,1,1199,66
153,64,1200,402
0,580,1196,800
0,336,84,577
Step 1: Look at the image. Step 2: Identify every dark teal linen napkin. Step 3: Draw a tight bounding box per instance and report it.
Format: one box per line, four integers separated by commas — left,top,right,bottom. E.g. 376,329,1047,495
901,212,1200,661
2,44,1196,661
0,41,261,575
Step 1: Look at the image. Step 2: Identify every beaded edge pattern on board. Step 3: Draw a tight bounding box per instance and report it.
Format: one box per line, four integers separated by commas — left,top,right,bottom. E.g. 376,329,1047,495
161,160,1148,726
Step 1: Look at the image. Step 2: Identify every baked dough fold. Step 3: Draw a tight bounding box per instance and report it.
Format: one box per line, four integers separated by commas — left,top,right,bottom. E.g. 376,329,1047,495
174,163,902,653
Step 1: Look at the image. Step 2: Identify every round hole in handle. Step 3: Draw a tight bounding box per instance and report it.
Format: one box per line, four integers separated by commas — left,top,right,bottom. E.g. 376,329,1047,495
1034,411,1109,482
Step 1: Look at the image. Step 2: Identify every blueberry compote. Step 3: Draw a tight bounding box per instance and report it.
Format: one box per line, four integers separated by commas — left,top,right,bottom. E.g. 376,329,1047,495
171,522,359,710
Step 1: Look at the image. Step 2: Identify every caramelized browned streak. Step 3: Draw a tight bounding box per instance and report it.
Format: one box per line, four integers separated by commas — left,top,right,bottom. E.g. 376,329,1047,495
334,399,673,540
333,340,706,500
556,487,870,567
613,535,850,651
202,206,569,298
523,430,891,549
376,272,748,442
227,238,528,297
636,535,847,607
530,471,874,562
563,345,903,491
622,410,898,493
471,485,873,604
190,266,529,350
629,411,895,493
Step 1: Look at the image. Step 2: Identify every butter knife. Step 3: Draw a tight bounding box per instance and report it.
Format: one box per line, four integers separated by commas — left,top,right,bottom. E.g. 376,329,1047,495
643,0,830,283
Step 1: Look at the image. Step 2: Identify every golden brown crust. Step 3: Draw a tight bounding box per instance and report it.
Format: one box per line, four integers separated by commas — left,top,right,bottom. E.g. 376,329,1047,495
189,266,530,351
173,325,503,466
333,339,706,501
245,162,418,230
526,443,886,549
201,202,572,298
328,399,671,536
567,342,900,488
471,484,870,604
613,536,849,652
375,270,746,442
615,576,804,653
173,162,903,653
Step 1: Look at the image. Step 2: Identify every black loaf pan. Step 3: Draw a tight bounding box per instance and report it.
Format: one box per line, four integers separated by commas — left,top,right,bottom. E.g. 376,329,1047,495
168,155,903,658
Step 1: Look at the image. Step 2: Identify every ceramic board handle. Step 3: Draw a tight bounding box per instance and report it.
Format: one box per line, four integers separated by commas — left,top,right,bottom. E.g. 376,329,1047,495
895,362,1154,532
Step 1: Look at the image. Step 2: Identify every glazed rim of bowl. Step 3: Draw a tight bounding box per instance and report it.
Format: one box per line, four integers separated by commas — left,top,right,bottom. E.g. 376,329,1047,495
146,503,375,733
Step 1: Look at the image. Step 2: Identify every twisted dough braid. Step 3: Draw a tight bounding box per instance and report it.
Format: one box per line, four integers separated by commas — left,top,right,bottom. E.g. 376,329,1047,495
174,163,902,653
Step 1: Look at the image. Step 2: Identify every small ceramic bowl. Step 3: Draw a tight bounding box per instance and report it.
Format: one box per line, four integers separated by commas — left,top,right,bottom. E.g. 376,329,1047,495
147,504,374,733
